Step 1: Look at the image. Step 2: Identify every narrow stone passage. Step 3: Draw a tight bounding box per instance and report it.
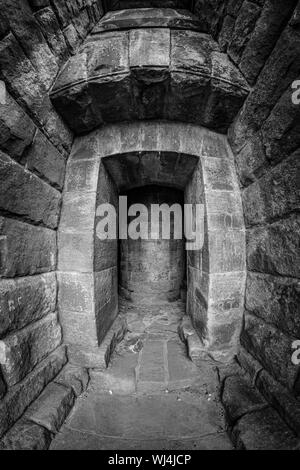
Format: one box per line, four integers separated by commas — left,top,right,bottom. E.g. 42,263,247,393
51,300,232,450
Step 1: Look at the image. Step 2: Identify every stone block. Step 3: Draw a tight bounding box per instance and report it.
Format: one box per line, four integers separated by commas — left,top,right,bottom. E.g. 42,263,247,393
93,8,201,34
0,273,56,338
231,407,299,450
0,346,66,439
57,231,94,272
0,151,61,229
67,344,106,369
261,90,300,164
167,70,209,126
26,129,66,190
3,1,58,88
230,25,300,148
205,229,246,273
34,6,69,63
0,32,46,119
218,15,235,52
94,267,118,312
55,52,88,96
59,310,98,348
0,217,56,278
186,267,208,334
241,312,300,393
0,89,35,160
204,51,249,131
227,0,262,64
130,28,170,68
217,360,243,385
245,272,300,338
67,313,126,368
207,316,242,361
58,272,94,314
54,364,89,397
239,0,297,84
171,29,215,77
0,313,62,386
243,152,300,226
50,0,71,27
73,8,90,40
40,96,73,157
96,296,119,346
178,315,206,367
63,23,81,54
52,82,101,134
193,0,226,36
247,215,300,278
201,156,238,192
60,191,96,233
202,129,232,160
237,346,263,381
94,239,118,272
208,272,245,317
90,72,134,125
25,382,75,433
92,1,104,22
226,0,245,17
233,132,267,186
206,191,244,230
0,418,52,450
64,158,100,193
130,28,170,119
222,374,266,424
96,160,119,206
69,131,101,161
256,368,300,436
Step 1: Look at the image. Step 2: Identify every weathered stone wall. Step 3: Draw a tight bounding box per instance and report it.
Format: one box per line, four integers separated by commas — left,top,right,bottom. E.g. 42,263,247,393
1,0,298,445
194,0,227,36
120,186,185,303
215,0,300,432
0,0,104,440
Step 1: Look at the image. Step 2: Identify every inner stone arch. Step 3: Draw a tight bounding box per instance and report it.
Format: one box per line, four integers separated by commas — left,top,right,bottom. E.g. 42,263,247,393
58,121,246,366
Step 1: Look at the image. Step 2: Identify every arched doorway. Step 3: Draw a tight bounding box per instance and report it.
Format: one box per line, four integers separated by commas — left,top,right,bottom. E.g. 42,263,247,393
57,121,246,366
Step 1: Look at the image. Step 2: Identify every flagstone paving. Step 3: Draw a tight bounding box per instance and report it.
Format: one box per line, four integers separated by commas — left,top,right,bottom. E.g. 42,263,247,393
50,300,233,450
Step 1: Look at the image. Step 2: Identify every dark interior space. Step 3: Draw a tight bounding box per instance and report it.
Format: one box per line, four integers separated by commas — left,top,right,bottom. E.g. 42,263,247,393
119,185,186,305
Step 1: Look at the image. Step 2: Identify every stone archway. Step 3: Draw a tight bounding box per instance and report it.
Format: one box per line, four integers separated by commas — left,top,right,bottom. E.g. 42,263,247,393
57,121,246,366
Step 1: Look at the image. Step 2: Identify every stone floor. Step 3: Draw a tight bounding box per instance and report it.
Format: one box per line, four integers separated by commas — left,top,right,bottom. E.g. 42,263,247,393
50,300,233,450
